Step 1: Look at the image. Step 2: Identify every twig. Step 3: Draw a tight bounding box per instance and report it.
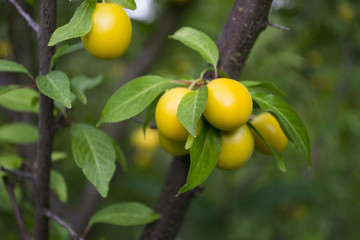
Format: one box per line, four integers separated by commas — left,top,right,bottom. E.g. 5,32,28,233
0,166,33,179
44,209,84,240
267,21,291,31
3,176,30,240
8,0,40,36
132,117,157,129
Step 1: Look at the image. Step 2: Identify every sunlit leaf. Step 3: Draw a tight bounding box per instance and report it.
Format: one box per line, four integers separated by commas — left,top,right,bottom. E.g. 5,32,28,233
170,27,219,68
178,121,221,195
71,124,116,197
0,87,39,113
0,60,32,78
36,70,72,108
48,0,96,46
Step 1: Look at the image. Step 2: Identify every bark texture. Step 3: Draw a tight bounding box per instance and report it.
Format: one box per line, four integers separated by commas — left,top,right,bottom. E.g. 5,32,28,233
140,0,273,239
34,1,56,239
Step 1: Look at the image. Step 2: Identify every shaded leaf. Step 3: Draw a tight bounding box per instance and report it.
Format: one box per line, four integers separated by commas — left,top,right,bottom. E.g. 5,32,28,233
0,123,38,144
71,124,116,197
50,170,68,203
50,43,84,69
89,202,160,227
250,89,311,168
0,154,22,171
178,121,221,195
242,80,286,97
111,139,127,172
0,87,39,113
70,75,102,104
99,75,175,125
0,59,32,78
170,27,219,68
48,0,96,46
51,152,68,162
247,122,286,172
36,70,72,108
177,86,208,136
112,0,137,10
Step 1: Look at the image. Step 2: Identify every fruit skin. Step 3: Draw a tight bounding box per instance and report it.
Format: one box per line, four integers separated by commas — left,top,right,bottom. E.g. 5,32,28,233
203,78,252,131
217,124,254,170
250,112,288,155
81,3,132,60
158,132,189,156
130,127,158,150
155,88,191,141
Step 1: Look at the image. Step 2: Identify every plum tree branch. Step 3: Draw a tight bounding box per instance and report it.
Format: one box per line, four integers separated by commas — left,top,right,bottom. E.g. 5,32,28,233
0,166,33,179
140,1,273,239
44,209,84,240
3,176,30,240
34,0,57,239
7,0,40,36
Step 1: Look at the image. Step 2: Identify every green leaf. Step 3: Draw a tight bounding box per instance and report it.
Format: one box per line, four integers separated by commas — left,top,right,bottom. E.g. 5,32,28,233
112,0,137,10
170,27,219,68
247,122,286,172
36,70,72,108
242,80,286,97
0,154,22,170
0,87,39,113
48,0,96,46
71,124,116,197
111,139,127,172
70,75,102,104
178,121,221,196
0,59,32,78
50,43,84,69
99,76,175,125
89,202,160,227
177,86,208,137
185,134,195,150
250,89,311,168
0,86,16,96
51,152,68,162
141,96,160,135
50,170,68,203
0,123,38,144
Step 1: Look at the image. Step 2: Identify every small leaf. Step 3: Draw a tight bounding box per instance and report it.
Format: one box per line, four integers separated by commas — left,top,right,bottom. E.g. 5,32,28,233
170,27,219,68
177,86,208,136
0,154,22,171
142,95,160,135
50,170,68,203
250,89,311,168
99,76,175,125
89,202,160,227
70,75,102,104
50,43,84,69
247,122,286,172
0,59,32,78
178,121,221,196
111,139,127,172
71,124,116,197
112,0,137,10
0,123,38,144
185,134,195,150
51,152,68,162
48,0,97,46
36,70,72,108
0,87,39,113
242,80,286,97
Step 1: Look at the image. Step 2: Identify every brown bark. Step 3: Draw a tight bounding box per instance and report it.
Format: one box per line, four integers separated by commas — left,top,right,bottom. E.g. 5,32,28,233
34,1,57,239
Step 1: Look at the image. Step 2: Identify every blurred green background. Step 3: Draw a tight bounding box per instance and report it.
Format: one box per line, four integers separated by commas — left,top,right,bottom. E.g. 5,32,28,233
1,0,360,239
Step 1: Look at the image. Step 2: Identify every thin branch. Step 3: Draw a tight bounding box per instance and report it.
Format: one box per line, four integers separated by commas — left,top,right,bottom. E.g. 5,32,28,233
8,0,40,36
44,209,84,240
0,166,33,179
267,21,291,31
3,176,30,240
